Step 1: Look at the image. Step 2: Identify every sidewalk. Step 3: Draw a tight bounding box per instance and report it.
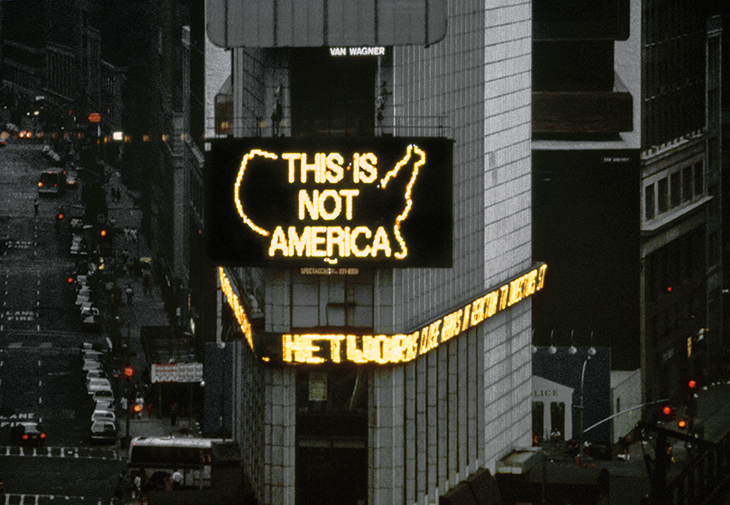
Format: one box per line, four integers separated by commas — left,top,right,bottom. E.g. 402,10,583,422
97,163,201,442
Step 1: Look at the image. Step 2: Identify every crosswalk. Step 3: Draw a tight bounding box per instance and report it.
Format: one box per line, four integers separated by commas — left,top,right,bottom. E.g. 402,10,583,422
0,445,118,460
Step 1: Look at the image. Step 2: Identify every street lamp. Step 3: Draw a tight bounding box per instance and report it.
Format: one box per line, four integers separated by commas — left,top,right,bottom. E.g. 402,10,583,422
578,346,597,462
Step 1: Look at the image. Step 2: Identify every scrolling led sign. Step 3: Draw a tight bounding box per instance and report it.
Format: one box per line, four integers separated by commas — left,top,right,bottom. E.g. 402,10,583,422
219,263,547,366
206,137,453,267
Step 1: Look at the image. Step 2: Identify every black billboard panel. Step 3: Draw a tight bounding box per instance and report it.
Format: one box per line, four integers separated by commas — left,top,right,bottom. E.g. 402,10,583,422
206,137,453,267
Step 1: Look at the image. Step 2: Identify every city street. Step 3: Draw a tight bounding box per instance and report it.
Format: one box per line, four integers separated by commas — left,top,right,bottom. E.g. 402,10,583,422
0,140,123,504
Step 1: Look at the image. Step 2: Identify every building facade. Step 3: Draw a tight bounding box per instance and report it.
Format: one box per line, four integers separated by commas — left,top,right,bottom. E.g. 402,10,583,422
531,0,722,431
205,1,537,503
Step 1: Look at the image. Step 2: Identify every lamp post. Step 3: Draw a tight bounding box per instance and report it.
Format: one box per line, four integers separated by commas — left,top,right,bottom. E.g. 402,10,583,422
578,347,597,462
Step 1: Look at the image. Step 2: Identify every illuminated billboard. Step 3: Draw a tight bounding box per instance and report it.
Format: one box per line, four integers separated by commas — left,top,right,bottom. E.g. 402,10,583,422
206,137,453,267
219,263,547,366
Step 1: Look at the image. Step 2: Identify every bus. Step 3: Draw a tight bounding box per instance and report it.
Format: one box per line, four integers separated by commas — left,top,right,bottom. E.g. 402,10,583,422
126,436,253,505
38,170,64,196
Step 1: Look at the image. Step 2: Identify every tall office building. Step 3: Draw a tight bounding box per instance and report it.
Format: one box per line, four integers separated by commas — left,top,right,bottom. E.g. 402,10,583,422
531,0,722,430
204,1,538,503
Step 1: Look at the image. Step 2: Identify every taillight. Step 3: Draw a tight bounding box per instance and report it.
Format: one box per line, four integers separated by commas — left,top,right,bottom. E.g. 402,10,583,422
40,432,46,439
38,182,44,187
22,434,29,440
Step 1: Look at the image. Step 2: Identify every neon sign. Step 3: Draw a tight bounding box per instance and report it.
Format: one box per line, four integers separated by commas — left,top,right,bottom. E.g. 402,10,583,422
218,263,547,365
206,137,453,267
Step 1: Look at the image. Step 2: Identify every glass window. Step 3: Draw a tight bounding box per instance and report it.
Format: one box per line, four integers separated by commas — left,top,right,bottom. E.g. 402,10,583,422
645,184,655,220
670,172,680,207
694,161,704,197
682,167,692,202
532,402,545,442
550,402,566,440
658,177,668,213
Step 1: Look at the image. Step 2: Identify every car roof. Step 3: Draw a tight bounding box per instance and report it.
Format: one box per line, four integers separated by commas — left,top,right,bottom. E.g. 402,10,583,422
91,420,116,429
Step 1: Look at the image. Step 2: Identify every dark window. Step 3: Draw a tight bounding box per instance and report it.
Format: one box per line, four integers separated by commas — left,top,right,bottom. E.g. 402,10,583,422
658,178,668,213
290,48,376,137
670,172,680,207
532,402,545,441
682,167,692,202
550,402,566,439
645,184,655,220
694,161,704,197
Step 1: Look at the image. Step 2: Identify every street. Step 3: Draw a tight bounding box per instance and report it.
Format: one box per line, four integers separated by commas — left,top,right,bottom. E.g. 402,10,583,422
0,140,123,504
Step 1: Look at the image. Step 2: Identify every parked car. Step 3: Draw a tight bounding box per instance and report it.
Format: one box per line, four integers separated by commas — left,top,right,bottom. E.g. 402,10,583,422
82,359,102,371
92,389,114,403
86,369,108,383
91,409,116,423
86,377,112,390
94,399,114,411
10,421,46,446
90,420,117,444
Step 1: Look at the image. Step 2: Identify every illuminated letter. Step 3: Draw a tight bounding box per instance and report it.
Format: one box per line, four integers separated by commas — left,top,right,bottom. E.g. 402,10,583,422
404,332,419,361
470,297,485,326
485,291,499,318
370,227,392,257
318,189,341,220
339,189,359,220
311,227,327,257
269,226,289,256
355,153,377,183
508,276,525,306
536,264,547,290
282,334,296,362
461,305,471,332
282,153,301,183
326,227,349,258
350,227,372,257
524,270,538,297
287,227,309,256
300,153,324,183
299,190,319,220
499,285,509,311
325,153,345,183
346,335,367,363
329,335,345,362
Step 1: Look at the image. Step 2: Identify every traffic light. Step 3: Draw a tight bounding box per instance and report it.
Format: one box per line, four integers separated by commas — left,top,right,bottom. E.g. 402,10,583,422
687,379,697,392
122,364,134,381
677,418,688,429
660,403,675,421
99,228,108,238
56,211,65,221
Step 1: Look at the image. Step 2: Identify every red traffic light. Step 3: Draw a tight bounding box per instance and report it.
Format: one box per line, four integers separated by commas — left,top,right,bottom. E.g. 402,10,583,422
662,405,672,416
688,379,697,390
56,213,64,220
677,419,688,429
123,365,134,380
67,277,74,284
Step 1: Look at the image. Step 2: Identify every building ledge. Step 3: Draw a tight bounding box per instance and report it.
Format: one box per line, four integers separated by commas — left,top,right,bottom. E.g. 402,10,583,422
533,90,633,134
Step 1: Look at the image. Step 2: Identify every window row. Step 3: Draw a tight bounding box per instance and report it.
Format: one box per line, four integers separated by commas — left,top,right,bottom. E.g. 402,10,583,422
644,160,703,221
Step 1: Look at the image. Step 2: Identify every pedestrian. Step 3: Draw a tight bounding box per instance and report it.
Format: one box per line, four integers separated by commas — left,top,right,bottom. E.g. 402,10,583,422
170,402,178,426
550,427,562,442
142,274,151,295
125,284,134,304
172,469,183,489
34,198,39,215
147,401,153,419
132,473,141,500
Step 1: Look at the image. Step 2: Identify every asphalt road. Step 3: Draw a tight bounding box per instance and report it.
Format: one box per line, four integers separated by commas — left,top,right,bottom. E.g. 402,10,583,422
0,140,124,504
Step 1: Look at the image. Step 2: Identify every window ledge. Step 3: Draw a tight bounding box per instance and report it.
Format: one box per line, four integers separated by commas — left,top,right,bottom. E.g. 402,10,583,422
642,196,712,233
